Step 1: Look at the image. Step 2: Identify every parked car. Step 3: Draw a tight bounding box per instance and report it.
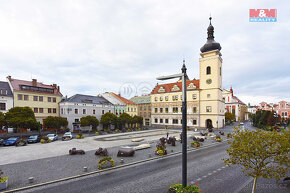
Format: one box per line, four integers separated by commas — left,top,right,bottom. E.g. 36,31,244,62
0,138,4,145
3,137,20,146
62,132,73,141
47,134,58,141
27,135,41,143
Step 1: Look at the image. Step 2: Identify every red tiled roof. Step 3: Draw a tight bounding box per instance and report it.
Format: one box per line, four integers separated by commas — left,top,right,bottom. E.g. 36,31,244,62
9,78,62,96
111,93,136,105
151,79,200,94
232,95,246,105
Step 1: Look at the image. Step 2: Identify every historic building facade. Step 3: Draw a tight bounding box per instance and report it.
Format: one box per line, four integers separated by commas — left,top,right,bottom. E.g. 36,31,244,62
59,94,114,131
107,92,138,117
7,76,62,123
223,87,248,122
258,101,290,119
130,95,151,126
101,92,126,116
0,81,13,113
151,18,225,129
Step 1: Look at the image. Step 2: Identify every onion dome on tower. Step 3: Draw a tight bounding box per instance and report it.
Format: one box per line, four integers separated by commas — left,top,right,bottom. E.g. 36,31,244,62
200,17,222,53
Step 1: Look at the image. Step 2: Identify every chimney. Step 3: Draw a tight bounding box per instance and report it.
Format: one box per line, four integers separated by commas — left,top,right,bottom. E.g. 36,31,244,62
7,76,12,81
32,79,37,86
52,84,57,88
57,86,60,91
230,86,233,96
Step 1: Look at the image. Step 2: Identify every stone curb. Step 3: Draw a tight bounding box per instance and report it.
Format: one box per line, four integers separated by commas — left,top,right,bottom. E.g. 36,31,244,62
1,139,229,193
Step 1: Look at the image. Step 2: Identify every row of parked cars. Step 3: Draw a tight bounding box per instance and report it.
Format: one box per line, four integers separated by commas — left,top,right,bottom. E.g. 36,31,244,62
0,132,73,146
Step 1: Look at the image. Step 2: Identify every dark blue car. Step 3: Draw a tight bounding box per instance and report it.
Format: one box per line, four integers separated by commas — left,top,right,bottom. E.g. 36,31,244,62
3,137,19,146
27,135,41,143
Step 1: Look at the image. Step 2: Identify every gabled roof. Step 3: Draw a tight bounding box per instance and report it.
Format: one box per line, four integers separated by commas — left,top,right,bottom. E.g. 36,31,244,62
0,81,13,97
232,96,246,105
63,94,112,105
151,79,200,94
111,93,136,105
8,77,62,96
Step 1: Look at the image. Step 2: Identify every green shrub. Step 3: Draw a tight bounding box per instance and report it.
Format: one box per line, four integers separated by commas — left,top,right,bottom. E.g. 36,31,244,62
168,183,200,193
76,133,85,139
95,131,99,135
98,157,115,169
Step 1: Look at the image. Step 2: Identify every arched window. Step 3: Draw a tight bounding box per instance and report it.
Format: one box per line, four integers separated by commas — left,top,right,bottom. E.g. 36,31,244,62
206,66,211,75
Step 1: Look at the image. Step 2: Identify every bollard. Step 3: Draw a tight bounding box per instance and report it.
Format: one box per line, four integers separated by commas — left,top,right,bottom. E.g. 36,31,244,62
148,153,152,158
28,177,34,183
83,167,88,172
120,159,124,164
171,149,174,152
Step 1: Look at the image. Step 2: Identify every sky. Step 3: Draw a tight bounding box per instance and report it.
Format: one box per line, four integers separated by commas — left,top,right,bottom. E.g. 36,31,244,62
0,0,289,106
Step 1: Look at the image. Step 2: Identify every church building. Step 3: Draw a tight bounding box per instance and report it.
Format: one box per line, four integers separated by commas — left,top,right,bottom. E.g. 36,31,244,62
151,17,225,129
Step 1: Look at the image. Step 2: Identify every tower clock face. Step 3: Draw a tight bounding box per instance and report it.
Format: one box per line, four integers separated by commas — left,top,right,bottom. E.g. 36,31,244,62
206,79,212,84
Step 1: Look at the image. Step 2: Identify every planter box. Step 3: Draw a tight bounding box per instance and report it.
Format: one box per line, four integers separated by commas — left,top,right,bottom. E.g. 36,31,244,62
0,179,8,190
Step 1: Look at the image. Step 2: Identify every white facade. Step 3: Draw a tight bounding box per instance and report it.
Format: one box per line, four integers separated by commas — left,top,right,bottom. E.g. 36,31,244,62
59,94,114,131
0,95,13,113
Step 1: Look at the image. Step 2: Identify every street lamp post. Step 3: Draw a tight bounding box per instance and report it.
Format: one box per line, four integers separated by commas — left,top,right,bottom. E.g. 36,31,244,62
157,61,188,187
216,121,218,130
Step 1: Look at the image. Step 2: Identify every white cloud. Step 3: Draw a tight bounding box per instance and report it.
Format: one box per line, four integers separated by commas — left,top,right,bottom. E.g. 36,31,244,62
0,0,289,103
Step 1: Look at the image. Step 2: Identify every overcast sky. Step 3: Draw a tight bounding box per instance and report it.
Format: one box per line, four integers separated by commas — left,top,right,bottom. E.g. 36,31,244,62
0,0,289,105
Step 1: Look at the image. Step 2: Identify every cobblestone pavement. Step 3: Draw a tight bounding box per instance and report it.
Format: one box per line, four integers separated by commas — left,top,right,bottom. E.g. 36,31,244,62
0,128,232,191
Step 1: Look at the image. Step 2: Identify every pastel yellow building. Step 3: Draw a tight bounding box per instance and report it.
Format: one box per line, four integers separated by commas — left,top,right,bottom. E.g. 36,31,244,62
7,76,62,123
110,93,138,117
151,17,225,129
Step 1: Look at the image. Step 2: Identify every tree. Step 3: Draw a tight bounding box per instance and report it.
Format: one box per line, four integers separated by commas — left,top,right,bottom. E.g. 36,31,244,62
119,113,132,129
5,107,38,137
100,113,117,130
132,115,143,127
266,111,276,127
0,112,5,129
80,116,99,131
225,112,235,123
223,128,289,193
43,116,68,134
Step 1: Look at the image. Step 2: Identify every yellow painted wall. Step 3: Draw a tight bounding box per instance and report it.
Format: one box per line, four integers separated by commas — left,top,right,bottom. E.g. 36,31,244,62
13,90,62,122
126,104,138,116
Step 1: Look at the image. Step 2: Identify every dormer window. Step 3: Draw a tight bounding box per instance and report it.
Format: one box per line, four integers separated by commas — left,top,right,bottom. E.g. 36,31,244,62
187,83,196,90
171,85,180,91
158,86,165,93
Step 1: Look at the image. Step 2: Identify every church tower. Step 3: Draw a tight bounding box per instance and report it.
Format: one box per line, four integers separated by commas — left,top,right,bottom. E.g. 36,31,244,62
199,17,225,129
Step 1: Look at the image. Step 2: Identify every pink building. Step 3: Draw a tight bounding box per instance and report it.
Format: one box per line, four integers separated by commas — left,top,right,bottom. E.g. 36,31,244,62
258,101,290,119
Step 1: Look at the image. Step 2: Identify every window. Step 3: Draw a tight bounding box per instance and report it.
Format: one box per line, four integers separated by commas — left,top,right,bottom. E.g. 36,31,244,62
0,103,6,110
128,107,130,112
48,97,51,102
18,94,23,100
206,66,211,75
160,119,163,123
24,95,29,101
173,107,178,113
155,108,158,113
140,106,142,110
39,108,43,113
207,94,211,98
140,112,142,116
206,106,212,112
109,110,111,113
193,119,197,125
144,112,146,117
193,107,197,113
48,108,52,113
39,96,43,102
53,98,56,103
93,109,96,114
173,119,178,124
34,108,38,113
180,95,182,100
155,97,158,101
165,96,168,101
192,94,197,99
285,112,288,117
155,118,158,123
131,108,133,112
134,108,136,112
165,119,168,124
165,107,168,113
83,109,86,114
144,106,146,110
75,119,79,123
149,112,151,116
61,108,63,114
53,108,56,113
160,108,163,113
102,110,104,115
33,96,38,101
172,95,178,101
148,106,151,110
